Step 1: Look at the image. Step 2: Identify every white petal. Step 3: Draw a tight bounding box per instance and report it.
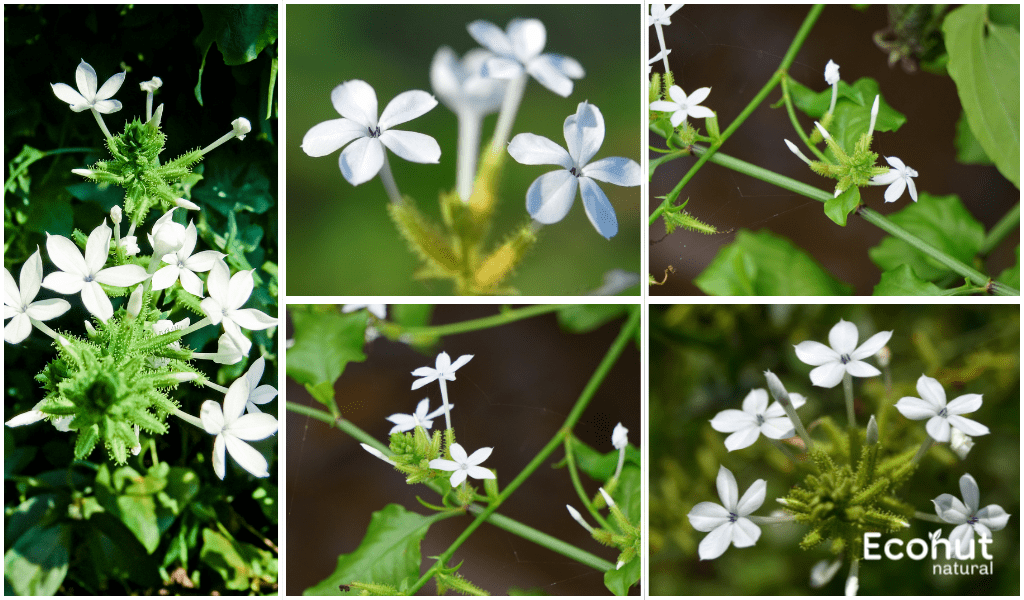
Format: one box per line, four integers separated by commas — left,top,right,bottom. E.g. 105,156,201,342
508,18,546,61
249,384,277,407
946,394,983,416
723,427,761,451
731,517,762,548
579,177,618,239
907,176,918,202
715,466,738,512
224,435,269,477
649,100,680,113
5,409,47,427
76,60,98,99
178,269,205,297
51,82,88,107
24,298,71,321
211,435,227,479
81,281,113,322
828,319,859,355
200,297,224,325
975,505,1011,531
41,271,85,295
467,20,513,57
895,397,939,420
958,474,980,514
45,234,88,277
379,130,441,164
330,80,378,128
222,377,252,423
91,99,122,115
710,409,756,433
687,501,731,532
925,415,952,442
564,102,604,168
200,400,225,435
481,56,524,79
19,249,44,305
95,71,125,101
527,55,574,97
884,156,907,170
411,374,436,390
582,157,641,187
449,469,468,487
844,360,881,378
884,177,907,203
230,308,277,331
948,523,974,554
870,170,900,186
448,443,469,464
946,415,989,437
339,137,385,186
378,90,437,131
4,267,19,309
301,118,366,157
507,133,572,169
850,330,892,360
150,265,180,291
525,170,578,224
686,105,716,119
736,479,766,516
793,341,839,366
83,222,112,275
741,388,769,416
809,362,846,388
205,259,230,301
4,314,31,344
448,354,473,372
916,375,947,407
228,413,279,441
687,86,712,106
94,264,148,287
224,270,255,311
428,458,459,472
697,523,733,560
183,251,222,273
465,446,493,466
466,465,495,480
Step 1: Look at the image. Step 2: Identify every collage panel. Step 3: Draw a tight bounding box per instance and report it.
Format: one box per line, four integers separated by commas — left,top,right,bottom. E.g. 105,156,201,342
648,4,1019,297
287,4,642,296
4,4,279,595
285,304,641,595
649,303,1019,594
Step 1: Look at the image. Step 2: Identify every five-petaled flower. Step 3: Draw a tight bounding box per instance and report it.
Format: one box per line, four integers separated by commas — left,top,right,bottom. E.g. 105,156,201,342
51,59,125,114
241,356,279,414
151,221,224,297
687,465,765,560
429,442,496,487
650,85,714,127
42,222,149,322
301,80,441,186
648,4,685,27
200,377,279,479
411,351,474,390
710,389,807,451
199,260,278,354
932,473,1010,551
895,374,989,443
467,18,584,98
870,156,918,203
386,398,453,434
4,248,71,344
508,101,641,239
793,319,892,388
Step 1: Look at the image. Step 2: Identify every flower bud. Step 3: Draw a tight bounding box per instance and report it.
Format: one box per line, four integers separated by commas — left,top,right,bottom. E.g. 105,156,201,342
175,197,201,211
950,427,974,459
866,415,878,445
784,139,813,166
566,505,594,533
876,345,891,368
598,487,617,508
139,77,163,93
824,60,840,86
814,121,833,142
126,284,144,318
232,117,251,140
764,370,791,406
360,443,394,465
110,205,123,225
72,168,94,178
612,422,629,450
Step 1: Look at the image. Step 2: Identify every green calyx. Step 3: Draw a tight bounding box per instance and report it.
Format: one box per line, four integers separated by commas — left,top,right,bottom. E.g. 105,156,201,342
434,561,489,596
84,117,204,226
809,130,890,198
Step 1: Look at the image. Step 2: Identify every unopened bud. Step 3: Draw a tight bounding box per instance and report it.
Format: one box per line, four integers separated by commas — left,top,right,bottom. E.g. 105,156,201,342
360,443,394,465
598,487,617,508
175,197,200,211
232,117,251,140
72,168,94,178
866,415,878,445
950,427,974,460
566,505,594,533
126,284,144,318
110,205,123,225
876,345,891,368
140,77,163,93
764,370,791,406
814,121,833,142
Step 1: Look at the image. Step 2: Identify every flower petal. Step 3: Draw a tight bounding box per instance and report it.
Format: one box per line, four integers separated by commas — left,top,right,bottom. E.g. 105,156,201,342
223,377,251,422
150,265,180,291
83,222,112,274
582,157,641,187
465,446,493,466
958,474,980,514
649,100,680,113
809,362,846,388
5,408,47,426
94,264,148,287
225,270,255,312
687,501,731,532
4,314,31,344
378,90,437,131
91,99,122,114
76,60,98,99
466,465,495,480
741,388,769,416
686,105,716,119
206,260,230,301
200,297,224,325
687,86,712,106
95,71,126,101
449,469,468,487
379,130,441,164
925,415,952,442
467,20,513,57
895,396,939,420
51,82,88,107
200,400,226,435
697,523,733,560
932,493,969,523
339,137,385,186
428,458,459,472
231,308,278,331
736,479,766,516
579,177,618,239
4,268,19,309
564,102,605,168
975,505,1011,532
81,281,113,321
915,375,947,407
25,298,71,321
212,434,227,479
448,443,468,464
249,384,278,407
178,269,205,297
731,517,762,548
508,133,573,169
844,360,881,378
448,354,473,372
946,393,983,416
411,374,436,390
228,413,279,441
527,55,574,97
301,118,366,157
46,233,89,277
710,409,755,433
851,330,892,360
946,415,989,437
481,56,524,79
715,466,738,512
525,170,578,224
907,176,918,202
224,435,269,477
828,319,859,355
19,249,44,305
508,18,546,61
793,341,839,366
723,427,760,451
330,80,378,127
41,271,85,295
883,176,907,203
948,523,974,555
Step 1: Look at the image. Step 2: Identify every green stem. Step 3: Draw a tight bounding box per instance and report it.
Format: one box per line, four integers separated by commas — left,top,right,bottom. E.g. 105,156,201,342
649,4,825,225
4,147,98,192
563,436,612,530
380,304,572,339
781,75,828,162
467,505,614,572
407,309,640,594
913,510,946,524
768,438,799,463
979,201,1020,257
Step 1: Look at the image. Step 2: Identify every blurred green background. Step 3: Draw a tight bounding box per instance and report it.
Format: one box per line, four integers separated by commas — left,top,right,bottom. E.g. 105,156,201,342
650,304,1019,595
286,4,640,295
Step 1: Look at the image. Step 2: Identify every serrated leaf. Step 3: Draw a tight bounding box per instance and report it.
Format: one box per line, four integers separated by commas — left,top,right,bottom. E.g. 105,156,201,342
286,311,367,405
695,230,852,295
305,504,447,595
868,193,985,281
823,186,860,226
873,265,945,295
944,4,1020,188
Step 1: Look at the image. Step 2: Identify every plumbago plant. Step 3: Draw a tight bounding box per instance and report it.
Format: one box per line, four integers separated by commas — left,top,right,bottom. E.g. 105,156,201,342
648,305,1019,595
286,304,641,595
4,47,279,595
294,7,640,296
647,4,1019,296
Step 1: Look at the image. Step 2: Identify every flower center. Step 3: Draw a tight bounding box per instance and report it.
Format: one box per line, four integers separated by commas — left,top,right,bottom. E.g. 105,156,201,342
728,512,738,523
367,126,382,138
967,515,978,525
84,274,95,283
755,414,765,426
938,407,948,418
840,353,851,364
569,167,580,177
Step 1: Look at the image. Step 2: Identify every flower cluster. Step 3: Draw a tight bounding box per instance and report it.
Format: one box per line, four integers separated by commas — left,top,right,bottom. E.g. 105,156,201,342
648,5,718,143
5,60,278,480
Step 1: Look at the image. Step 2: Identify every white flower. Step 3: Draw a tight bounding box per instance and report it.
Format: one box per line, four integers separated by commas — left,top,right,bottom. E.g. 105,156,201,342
411,351,474,390
647,48,671,74
793,319,892,388
710,389,807,451
894,375,989,442
199,260,277,354
612,422,629,450
649,85,715,128
242,356,278,414
508,101,640,239
386,398,452,434
932,473,1010,551
199,377,278,479
121,235,140,256
148,209,188,260
810,558,843,588
648,3,685,27
50,59,125,113
4,248,71,344
151,221,224,297
342,304,386,319
428,442,495,487
192,333,247,365
467,18,584,98
232,117,251,140
41,222,148,322
949,427,975,459
430,46,506,117
824,59,840,86
301,80,441,186
687,465,765,560
150,317,189,368
870,156,919,203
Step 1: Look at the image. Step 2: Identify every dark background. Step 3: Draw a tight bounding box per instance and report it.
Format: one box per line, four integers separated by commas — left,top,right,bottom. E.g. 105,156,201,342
285,305,641,595
649,5,1018,295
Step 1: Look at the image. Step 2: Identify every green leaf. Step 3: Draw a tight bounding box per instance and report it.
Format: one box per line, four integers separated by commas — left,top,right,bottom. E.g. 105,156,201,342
305,504,446,595
3,523,71,595
997,246,1020,288
873,265,945,295
823,186,861,226
192,164,273,216
569,437,640,483
6,494,61,544
195,5,279,104
954,110,994,165
695,230,852,295
557,305,628,333
603,556,640,596
868,193,985,281
200,528,276,591
286,310,368,406
81,513,160,590
943,4,1020,188
788,77,906,155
